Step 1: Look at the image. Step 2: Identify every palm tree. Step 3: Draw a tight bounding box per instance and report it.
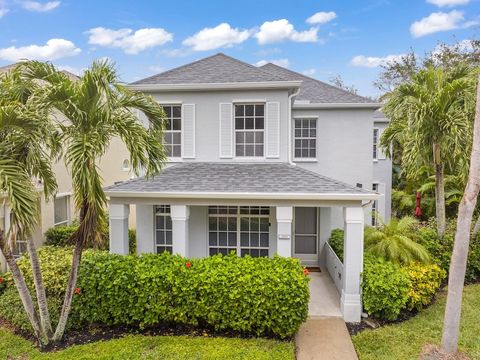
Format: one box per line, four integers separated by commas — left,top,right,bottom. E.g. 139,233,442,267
440,74,480,355
18,60,167,342
0,68,59,344
365,217,431,265
381,65,476,239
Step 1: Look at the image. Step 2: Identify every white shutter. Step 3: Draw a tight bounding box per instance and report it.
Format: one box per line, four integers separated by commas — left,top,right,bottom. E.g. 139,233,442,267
378,128,387,160
219,103,233,158
266,101,280,158
182,104,195,158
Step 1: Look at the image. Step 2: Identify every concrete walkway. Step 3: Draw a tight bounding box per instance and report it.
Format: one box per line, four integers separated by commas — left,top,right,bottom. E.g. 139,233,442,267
295,271,358,360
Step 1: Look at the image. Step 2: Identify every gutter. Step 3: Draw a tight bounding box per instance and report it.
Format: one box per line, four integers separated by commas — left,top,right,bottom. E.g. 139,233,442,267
288,87,301,164
128,81,303,92
105,190,382,201
293,102,383,110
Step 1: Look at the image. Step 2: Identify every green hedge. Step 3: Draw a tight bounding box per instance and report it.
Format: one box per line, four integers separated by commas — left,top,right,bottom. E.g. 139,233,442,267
45,224,137,255
328,229,344,262
0,247,309,339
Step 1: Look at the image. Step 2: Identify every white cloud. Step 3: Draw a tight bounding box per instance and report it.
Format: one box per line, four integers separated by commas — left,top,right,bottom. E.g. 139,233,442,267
255,19,318,44
306,11,337,25
183,23,251,51
87,27,173,54
350,54,406,68
255,58,290,67
410,10,465,37
20,1,60,12
302,68,316,76
0,0,8,18
426,0,470,7
148,65,163,73
0,38,80,61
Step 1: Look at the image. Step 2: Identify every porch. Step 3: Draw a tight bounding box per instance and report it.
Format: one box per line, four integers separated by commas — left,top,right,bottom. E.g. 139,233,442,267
105,162,380,323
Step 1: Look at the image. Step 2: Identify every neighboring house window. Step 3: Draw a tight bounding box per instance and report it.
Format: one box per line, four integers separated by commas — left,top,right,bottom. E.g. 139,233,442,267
162,105,182,158
54,196,70,227
208,206,270,257
122,159,130,171
155,205,172,254
373,128,379,160
294,118,317,159
12,239,27,258
234,104,264,157
372,183,379,226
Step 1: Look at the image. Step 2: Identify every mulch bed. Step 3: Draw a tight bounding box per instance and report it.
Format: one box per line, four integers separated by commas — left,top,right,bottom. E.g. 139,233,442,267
0,317,287,352
420,344,471,360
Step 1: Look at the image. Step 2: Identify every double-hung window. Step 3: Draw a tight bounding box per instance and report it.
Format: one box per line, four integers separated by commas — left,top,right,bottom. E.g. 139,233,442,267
155,205,173,254
54,195,70,227
373,128,379,160
372,183,379,226
235,104,264,157
208,206,270,257
294,118,317,159
162,105,182,158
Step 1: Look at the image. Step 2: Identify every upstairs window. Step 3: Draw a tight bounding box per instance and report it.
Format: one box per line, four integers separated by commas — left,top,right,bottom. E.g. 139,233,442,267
163,105,182,158
294,119,317,159
235,104,264,157
373,128,379,160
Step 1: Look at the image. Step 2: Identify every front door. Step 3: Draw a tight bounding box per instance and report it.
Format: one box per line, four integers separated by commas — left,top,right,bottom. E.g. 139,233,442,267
293,207,318,266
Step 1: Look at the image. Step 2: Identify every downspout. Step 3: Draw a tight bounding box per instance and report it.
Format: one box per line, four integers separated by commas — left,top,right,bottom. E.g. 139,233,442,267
288,88,301,164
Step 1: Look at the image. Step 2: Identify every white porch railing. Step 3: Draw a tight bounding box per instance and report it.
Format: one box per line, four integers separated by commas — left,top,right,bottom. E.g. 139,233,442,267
325,242,343,294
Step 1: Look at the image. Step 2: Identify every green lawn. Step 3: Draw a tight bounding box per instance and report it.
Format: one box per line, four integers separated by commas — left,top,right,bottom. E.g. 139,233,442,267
0,330,295,360
353,284,480,360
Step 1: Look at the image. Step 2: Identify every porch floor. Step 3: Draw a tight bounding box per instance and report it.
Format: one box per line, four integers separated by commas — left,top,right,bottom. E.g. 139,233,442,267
308,271,342,318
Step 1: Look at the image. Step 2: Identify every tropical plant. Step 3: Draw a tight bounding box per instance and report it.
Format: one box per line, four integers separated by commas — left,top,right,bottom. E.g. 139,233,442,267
8,59,167,344
364,217,431,265
441,74,480,354
381,65,477,238
0,68,59,344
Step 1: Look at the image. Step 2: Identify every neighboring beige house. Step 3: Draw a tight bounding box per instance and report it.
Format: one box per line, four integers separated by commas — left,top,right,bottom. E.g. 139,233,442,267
0,64,133,271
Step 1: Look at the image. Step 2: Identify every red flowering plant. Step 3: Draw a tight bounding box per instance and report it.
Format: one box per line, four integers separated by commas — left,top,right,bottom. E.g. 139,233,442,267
303,268,309,276
0,274,7,295
185,261,192,269
74,287,81,295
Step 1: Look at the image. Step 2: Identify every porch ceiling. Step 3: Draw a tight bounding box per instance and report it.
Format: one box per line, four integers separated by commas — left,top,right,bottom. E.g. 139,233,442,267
105,162,379,201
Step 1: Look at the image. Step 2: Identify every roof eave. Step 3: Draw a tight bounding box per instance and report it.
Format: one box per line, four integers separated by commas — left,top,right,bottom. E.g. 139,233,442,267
105,190,381,201
293,102,383,109
127,81,302,92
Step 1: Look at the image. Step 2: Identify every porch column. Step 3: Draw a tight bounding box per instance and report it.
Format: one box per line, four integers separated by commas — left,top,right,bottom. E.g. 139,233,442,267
276,206,293,257
341,206,364,322
109,203,130,255
136,205,155,254
171,205,189,257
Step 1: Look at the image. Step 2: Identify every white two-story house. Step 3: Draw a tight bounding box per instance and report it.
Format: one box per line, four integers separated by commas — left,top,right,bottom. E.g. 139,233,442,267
105,53,391,322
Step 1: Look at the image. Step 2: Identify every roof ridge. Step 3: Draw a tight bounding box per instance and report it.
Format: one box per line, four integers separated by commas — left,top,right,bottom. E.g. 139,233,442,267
131,53,287,85
260,63,374,103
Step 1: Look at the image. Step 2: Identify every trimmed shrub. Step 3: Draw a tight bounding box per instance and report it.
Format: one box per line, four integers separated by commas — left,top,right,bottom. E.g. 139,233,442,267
362,254,410,320
328,229,344,262
0,247,309,339
128,229,136,255
404,262,446,311
45,223,79,247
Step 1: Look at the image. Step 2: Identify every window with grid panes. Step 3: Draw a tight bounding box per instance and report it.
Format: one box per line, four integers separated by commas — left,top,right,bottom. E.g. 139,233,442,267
155,205,172,254
234,104,264,157
162,105,182,157
294,118,317,159
208,206,270,257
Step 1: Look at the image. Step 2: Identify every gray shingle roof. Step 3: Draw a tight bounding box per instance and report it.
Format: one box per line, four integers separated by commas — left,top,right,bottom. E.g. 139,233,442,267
259,63,374,104
106,162,373,195
131,53,287,85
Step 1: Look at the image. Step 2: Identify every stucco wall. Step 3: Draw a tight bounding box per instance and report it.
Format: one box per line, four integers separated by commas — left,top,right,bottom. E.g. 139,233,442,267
373,120,393,222
149,89,291,163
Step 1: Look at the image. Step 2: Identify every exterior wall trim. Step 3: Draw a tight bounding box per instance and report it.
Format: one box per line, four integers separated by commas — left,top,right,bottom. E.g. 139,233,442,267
128,81,302,92
293,103,382,109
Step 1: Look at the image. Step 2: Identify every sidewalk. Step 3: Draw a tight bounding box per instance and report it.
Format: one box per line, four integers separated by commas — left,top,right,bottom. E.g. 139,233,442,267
295,318,358,360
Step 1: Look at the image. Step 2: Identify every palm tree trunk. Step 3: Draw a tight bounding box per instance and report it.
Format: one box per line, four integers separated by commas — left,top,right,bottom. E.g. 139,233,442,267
0,231,46,344
434,143,446,239
25,237,53,338
441,75,480,354
52,237,83,342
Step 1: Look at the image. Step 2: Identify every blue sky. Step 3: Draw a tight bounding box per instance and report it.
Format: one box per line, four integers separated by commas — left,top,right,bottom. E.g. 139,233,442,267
0,0,478,97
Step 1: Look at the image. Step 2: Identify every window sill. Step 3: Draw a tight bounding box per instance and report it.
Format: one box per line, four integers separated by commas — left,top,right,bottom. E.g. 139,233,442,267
167,157,183,163
293,158,318,163
373,159,378,163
